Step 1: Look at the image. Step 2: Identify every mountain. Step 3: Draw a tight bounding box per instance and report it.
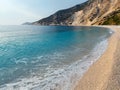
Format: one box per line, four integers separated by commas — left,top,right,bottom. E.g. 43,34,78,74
22,22,32,25
31,1,88,25
28,0,120,26
101,10,120,25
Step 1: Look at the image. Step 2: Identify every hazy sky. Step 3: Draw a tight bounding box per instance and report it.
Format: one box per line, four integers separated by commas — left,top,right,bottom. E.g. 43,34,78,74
0,0,86,25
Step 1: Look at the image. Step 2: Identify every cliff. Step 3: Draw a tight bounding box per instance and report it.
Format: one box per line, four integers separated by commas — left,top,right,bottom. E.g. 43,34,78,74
28,0,120,26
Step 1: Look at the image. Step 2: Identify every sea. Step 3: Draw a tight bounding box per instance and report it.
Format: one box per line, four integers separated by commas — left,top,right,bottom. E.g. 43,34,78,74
0,25,113,90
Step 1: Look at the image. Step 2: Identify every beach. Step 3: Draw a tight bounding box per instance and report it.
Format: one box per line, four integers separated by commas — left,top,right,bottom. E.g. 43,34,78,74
0,26,111,90
75,26,120,90
0,26,117,90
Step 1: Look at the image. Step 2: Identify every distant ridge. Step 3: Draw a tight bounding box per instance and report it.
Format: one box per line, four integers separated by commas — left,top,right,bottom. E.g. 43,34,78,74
25,0,120,25
22,22,32,25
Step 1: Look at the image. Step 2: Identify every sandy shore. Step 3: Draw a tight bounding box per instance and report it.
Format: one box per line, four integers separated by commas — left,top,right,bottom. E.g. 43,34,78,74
74,26,120,90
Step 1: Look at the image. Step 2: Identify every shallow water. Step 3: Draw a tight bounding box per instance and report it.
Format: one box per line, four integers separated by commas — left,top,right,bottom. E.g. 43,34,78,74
0,26,112,90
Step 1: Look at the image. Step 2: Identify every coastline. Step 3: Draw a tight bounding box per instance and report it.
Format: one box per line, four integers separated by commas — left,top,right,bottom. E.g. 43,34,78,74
74,26,120,90
0,26,111,90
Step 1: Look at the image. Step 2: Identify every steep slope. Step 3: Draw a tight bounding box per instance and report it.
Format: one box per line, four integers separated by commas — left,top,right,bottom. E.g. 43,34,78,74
101,10,120,25
32,1,88,25
72,0,120,25
31,0,120,26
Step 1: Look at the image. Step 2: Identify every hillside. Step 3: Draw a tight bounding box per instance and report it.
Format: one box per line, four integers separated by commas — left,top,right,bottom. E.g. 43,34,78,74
101,10,120,25
26,0,120,26
31,1,88,25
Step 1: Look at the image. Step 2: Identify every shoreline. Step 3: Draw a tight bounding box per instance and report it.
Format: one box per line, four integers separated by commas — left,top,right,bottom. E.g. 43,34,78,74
74,26,120,90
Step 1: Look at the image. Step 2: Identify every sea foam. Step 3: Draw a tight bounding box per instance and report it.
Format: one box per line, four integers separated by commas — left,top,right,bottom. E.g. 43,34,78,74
0,39,108,90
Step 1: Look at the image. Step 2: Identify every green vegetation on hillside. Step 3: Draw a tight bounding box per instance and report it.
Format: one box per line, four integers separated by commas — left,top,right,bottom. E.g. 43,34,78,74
102,12,120,25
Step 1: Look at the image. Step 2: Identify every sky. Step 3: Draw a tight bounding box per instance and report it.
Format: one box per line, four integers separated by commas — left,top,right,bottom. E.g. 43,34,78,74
0,0,87,25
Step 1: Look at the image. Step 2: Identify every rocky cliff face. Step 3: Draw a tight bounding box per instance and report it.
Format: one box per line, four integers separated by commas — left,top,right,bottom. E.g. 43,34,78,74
31,0,120,26
101,10,120,25
32,1,88,25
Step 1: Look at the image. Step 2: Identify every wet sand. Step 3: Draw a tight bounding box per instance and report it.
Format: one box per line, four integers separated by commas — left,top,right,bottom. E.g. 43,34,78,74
75,26,120,90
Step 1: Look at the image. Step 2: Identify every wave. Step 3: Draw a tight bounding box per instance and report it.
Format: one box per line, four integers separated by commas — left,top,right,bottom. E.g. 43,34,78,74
0,39,108,90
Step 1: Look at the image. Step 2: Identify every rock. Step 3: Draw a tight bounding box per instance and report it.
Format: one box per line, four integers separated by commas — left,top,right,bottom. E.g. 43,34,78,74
27,0,120,25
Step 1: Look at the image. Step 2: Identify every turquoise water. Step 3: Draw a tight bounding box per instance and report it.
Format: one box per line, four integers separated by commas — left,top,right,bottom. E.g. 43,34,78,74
0,26,112,90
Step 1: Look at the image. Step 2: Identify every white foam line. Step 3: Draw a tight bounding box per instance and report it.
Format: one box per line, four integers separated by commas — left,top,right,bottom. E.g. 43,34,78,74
0,39,108,90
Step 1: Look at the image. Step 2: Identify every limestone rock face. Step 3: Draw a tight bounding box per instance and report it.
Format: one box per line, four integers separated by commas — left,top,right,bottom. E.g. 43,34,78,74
31,0,120,25
32,1,88,26
72,0,120,25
